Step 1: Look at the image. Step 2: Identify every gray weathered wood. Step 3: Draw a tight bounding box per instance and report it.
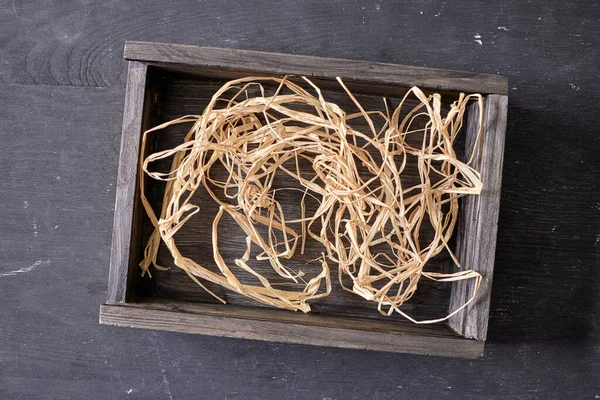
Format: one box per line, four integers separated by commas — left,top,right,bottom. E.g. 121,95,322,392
448,95,508,340
106,61,148,304
99,303,484,358
124,41,509,95
103,44,508,357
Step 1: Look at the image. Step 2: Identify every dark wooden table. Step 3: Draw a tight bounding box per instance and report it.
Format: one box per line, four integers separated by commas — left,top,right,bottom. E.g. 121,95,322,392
1,1,598,399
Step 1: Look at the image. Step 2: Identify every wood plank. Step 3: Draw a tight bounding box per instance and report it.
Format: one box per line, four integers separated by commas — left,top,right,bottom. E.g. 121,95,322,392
100,303,484,358
448,95,508,340
106,61,148,304
124,41,508,95
118,297,460,337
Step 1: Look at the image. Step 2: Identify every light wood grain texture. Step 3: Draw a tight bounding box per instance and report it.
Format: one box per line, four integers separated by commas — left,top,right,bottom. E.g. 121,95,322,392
124,41,509,95
100,303,484,358
107,61,147,304
113,297,456,336
448,95,509,340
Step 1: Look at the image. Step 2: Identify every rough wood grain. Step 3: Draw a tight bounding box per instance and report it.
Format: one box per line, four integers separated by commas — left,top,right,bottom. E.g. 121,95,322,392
99,303,484,358
107,61,147,304
448,95,508,340
117,297,458,337
124,41,508,95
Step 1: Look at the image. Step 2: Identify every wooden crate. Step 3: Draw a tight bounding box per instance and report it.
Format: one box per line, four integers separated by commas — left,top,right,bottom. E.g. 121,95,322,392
100,41,508,358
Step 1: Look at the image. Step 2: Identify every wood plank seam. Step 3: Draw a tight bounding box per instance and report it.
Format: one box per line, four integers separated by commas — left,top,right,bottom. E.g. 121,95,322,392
106,61,148,304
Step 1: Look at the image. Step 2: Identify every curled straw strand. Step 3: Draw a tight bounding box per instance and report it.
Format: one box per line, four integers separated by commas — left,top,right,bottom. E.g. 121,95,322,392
139,75,484,323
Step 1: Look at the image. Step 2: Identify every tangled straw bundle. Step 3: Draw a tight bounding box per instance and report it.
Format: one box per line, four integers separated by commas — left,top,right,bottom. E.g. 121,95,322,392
139,75,484,323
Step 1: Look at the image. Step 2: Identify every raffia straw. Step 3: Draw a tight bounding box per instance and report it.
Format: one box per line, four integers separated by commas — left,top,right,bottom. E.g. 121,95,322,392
138,75,484,323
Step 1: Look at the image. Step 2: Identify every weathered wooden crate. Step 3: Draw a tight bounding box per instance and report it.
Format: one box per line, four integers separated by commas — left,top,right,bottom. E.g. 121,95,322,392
100,41,508,358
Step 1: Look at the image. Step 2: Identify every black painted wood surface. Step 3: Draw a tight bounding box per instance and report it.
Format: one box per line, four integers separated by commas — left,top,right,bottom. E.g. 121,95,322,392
0,1,598,399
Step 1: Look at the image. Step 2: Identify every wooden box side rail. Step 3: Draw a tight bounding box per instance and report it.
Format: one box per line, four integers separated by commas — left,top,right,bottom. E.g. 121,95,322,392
448,95,508,340
107,61,149,304
123,41,508,96
100,303,484,358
